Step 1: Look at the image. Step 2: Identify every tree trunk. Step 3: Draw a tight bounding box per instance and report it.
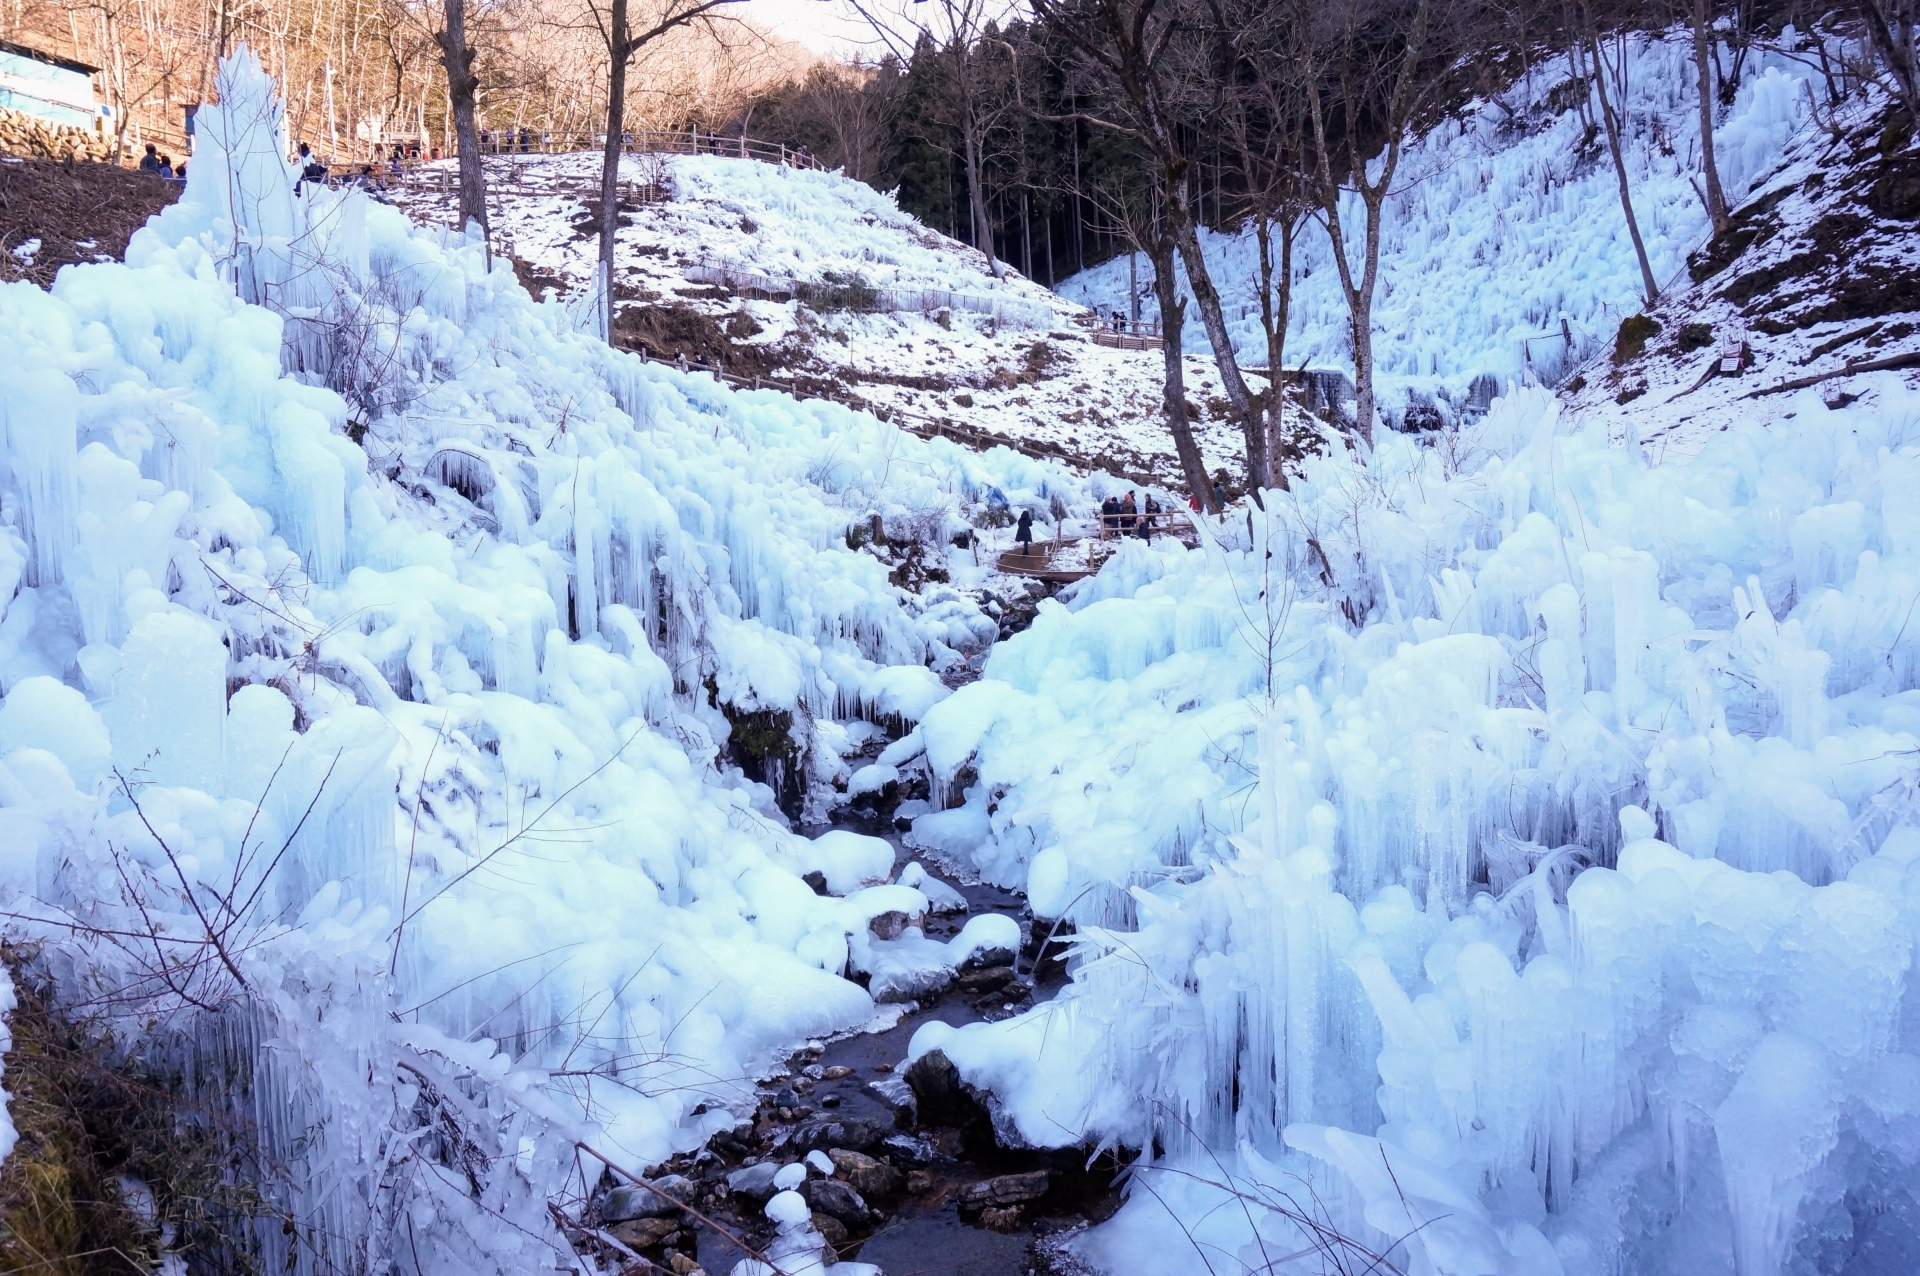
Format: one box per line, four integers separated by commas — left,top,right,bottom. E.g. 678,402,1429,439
1859,0,1920,126
958,78,1002,279
1693,0,1729,232
1164,175,1266,490
1254,210,1298,489
438,0,488,250
1589,29,1659,306
1147,233,1213,512
599,0,630,342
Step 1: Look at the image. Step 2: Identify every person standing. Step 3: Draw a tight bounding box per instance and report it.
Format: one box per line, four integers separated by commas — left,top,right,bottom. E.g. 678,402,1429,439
1015,508,1035,556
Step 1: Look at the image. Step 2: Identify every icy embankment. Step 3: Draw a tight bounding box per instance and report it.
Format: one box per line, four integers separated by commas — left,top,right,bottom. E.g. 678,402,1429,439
906,382,1920,1274
1059,30,1816,413
0,50,1088,1274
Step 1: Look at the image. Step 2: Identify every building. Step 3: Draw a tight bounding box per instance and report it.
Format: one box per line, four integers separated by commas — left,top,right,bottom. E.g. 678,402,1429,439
0,39,99,131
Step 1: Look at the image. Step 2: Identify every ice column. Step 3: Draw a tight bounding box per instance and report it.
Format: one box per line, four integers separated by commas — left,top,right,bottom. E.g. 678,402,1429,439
106,611,228,793
0,367,79,588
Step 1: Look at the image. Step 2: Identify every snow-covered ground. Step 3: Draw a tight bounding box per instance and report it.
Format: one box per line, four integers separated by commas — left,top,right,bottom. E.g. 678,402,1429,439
1059,31,1830,425
1565,90,1920,461
401,151,1260,487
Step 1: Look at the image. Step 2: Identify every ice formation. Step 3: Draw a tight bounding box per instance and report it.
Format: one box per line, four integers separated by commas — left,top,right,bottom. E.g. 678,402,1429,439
1059,30,1819,412
0,49,1090,1273
908,381,1920,1274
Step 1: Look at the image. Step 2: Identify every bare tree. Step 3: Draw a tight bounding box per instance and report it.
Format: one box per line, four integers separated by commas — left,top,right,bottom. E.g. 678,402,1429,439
1857,0,1919,124
758,59,902,182
843,0,1017,278
584,0,749,335
1090,160,1216,506
1690,0,1730,231
1574,0,1660,305
1294,0,1453,449
1030,0,1274,491
436,0,490,243
1219,1,1312,484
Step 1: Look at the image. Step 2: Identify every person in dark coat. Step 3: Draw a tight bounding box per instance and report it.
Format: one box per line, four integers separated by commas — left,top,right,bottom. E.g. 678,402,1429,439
1101,495,1120,534
1015,508,1035,555
139,143,164,174
1139,493,1160,540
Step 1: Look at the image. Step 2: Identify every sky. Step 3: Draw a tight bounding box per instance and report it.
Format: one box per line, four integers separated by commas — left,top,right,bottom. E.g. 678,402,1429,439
738,0,889,57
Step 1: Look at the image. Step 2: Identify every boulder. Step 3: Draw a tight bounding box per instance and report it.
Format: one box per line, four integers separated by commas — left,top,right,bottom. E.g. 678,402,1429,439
811,1211,849,1247
869,910,911,940
802,1178,871,1227
980,1205,1024,1232
603,1174,693,1222
956,965,1016,994
904,1049,985,1128
790,1116,890,1152
726,1162,781,1200
608,1216,680,1248
829,1149,905,1199
957,1171,1049,1211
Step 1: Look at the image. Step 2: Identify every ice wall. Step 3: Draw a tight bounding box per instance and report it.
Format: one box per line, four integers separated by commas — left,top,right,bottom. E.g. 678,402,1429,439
0,48,1094,1276
909,381,1920,1274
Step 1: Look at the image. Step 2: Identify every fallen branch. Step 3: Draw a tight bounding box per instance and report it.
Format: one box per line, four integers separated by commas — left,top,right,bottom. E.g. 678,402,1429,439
574,1141,775,1271
1743,349,1920,398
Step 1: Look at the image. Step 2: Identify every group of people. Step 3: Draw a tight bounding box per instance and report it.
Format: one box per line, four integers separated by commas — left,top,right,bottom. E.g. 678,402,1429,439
1101,491,1162,540
137,143,184,181
1009,485,1218,558
290,142,427,195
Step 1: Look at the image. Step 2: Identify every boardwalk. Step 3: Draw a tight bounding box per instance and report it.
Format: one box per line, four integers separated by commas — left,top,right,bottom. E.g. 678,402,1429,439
994,514,1201,582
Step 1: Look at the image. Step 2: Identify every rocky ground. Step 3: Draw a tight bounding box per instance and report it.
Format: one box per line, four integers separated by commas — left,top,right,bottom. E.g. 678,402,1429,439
556,847,1112,1276
396,152,1280,490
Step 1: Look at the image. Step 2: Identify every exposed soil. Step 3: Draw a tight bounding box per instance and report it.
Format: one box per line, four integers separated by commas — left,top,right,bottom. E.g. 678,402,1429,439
0,953,268,1272
612,300,787,378
0,157,180,288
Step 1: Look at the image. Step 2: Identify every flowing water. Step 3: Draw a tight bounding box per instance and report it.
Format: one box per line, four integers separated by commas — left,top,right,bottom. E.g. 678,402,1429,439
676,828,1124,1276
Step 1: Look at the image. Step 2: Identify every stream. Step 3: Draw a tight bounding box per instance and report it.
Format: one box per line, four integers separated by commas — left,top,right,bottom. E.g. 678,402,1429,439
625,825,1127,1276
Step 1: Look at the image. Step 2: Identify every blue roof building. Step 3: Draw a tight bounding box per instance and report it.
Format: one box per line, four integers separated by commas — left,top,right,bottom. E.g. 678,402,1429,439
0,39,99,131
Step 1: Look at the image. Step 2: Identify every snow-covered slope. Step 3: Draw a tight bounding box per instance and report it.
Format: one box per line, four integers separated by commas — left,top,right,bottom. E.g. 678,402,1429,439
899,374,1920,1275
1566,91,1920,460
0,51,1093,1273
411,151,1262,486
1059,31,1822,424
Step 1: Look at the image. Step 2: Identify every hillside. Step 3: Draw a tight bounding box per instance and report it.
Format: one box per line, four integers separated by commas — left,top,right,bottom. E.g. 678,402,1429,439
1058,32,1849,428
400,152,1265,487
1567,95,1920,458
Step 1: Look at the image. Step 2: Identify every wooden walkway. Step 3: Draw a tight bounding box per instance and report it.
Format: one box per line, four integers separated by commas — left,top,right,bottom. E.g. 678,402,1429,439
1092,329,1163,351
995,514,1200,582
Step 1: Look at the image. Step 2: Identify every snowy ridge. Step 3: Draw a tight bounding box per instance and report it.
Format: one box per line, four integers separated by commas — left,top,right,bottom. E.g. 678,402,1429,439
0,51,1094,1272
1059,31,1820,422
453,151,1265,484
903,379,1920,1274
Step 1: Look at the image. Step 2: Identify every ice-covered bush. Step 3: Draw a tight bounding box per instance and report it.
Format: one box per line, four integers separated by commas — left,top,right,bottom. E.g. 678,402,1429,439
0,47,1089,1273
909,382,1920,1274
